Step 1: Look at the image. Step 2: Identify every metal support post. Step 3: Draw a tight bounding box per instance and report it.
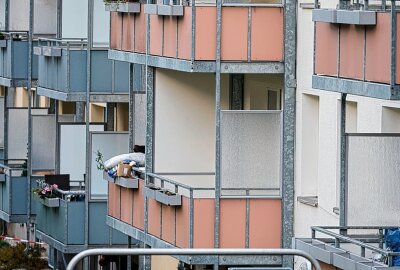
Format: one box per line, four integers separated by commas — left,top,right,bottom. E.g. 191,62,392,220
230,74,244,110
129,64,135,152
106,103,116,131
339,93,347,227
390,0,397,91
282,0,297,265
75,102,85,122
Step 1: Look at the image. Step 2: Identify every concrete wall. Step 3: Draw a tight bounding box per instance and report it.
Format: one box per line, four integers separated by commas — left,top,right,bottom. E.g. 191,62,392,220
243,74,283,110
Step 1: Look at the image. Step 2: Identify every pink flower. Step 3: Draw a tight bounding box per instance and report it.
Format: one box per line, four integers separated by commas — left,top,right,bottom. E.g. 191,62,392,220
44,187,50,192
52,184,58,189
41,190,46,194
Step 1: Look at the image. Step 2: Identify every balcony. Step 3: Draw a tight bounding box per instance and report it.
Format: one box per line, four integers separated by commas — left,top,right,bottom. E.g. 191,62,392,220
0,32,39,87
35,38,131,103
312,8,400,99
108,4,284,73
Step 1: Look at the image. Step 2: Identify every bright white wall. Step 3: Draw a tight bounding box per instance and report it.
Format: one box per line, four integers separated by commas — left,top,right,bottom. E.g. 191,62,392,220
93,0,110,46
62,0,88,39
154,69,229,175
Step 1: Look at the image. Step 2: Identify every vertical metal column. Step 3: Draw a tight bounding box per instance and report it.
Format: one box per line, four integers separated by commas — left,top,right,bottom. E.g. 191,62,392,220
129,64,135,152
3,88,13,161
106,103,116,131
339,93,347,227
282,0,297,265
84,0,94,269
76,102,85,122
230,74,244,110
4,0,9,31
26,0,34,241
390,0,397,91
214,0,222,267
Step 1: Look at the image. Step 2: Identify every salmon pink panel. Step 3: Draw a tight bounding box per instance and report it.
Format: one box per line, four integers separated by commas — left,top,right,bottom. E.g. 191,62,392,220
177,7,192,60
365,12,390,83
220,199,246,248
176,197,189,248
397,14,400,84
249,199,281,248
110,12,123,50
149,15,163,56
161,205,175,244
339,24,364,80
133,181,145,229
163,16,178,58
134,6,146,53
122,14,135,52
120,187,133,224
148,199,161,237
195,7,216,60
221,7,248,61
108,183,121,219
315,22,338,76
251,7,283,61
193,199,214,248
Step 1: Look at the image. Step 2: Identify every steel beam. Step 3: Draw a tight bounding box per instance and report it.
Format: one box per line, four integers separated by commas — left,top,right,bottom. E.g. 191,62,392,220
339,94,347,226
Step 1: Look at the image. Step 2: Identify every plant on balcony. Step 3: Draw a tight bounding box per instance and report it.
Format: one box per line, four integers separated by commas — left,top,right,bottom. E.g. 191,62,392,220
32,182,59,199
95,150,105,171
103,0,127,7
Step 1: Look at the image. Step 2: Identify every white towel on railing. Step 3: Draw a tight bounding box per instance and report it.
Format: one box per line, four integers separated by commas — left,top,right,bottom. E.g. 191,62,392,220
104,153,145,169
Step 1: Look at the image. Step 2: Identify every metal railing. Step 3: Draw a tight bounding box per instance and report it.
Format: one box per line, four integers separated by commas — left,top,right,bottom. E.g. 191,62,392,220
311,226,400,266
67,248,321,270
37,38,88,50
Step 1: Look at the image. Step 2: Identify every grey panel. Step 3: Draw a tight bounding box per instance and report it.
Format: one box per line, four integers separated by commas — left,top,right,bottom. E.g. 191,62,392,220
88,202,110,245
91,50,112,92
11,177,28,215
69,50,87,92
312,9,337,23
32,115,56,171
347,135,400,225
12,41,29,80
33,0,57,35
0,97,4,148
0,0,5,30
133,64,143,92
67,201,85,244
221,111,281,196
336,10,376,25
8,108,28,160
114,60,129,93
62,0,88,39
59,50,68,92
89,132,128,199
135,94,146,146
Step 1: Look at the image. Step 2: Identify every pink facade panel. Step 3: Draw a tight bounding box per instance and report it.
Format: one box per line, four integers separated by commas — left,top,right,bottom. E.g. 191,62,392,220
161,205,175,244
176,197,189,248
120,187,133,225
315,22,338,76
148,199,161,238
249,199,282,248
122,14,135,52
251,7,284,61
195,7,217,60
110,12,122,50
149,15,163,56
133,181,145,229
134,6,146,53
108,183,121,219
339,25,364,80
177,7,192,60
193,199,215,248
220,199,246,248
365,12,390,83
163,17,178,58
221,7,248,61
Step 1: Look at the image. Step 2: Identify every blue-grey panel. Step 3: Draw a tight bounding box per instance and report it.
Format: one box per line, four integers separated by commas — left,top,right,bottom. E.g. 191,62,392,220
3,176,10,214
35,199,47,233
58,50,67,92
0,47,6,77
88,201,109,245
0,181,4,211
91,50,112,93
49,201,67,242
114,60,129,93
30,178,38,215
12,41,28,80
38,56,47,88
69,50,86,92
111,226,129,245
133,64,143,92
67,200,85,244
5,41,11,78
32,41,39,80
11,176,27,215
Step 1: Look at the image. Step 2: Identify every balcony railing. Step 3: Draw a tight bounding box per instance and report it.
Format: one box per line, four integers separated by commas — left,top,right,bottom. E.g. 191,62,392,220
35,38,130,102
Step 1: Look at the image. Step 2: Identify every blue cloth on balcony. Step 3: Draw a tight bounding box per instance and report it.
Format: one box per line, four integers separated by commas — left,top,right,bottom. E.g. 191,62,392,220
386,228,400,266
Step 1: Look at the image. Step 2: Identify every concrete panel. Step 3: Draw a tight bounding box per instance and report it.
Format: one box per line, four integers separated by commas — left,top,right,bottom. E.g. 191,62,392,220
195,7,216,60
134,7,146,53
221,7,248,61
133,180,145,229
365,12,390,83
251,7,284,61
249,199,281,248
336,10,376,25
176,197,189,248
120,188,133,224
149,15,163,56
163,17,178,58
177,7,192,60
220,199,246,248
111,12,123,50
193,199,214,248
312,9,337,23
122,14,135,52
315,22,338,76
148,199,161,237
161,205,175,244
339,24,364,80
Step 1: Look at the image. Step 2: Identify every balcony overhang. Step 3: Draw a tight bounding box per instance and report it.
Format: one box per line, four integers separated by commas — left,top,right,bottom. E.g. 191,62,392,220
37,87,129,103
106,216,283,266
0,77,37,88
312,75,400,100
0,210,28,223
108,50,284,74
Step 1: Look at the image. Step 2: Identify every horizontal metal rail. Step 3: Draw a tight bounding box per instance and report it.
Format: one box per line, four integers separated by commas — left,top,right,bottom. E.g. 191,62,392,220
67,248,321,270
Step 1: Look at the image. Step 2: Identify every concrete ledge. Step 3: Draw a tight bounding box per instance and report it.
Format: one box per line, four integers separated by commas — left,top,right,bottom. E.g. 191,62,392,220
105,2,141,13
336,10,376,25
312,9,337,23
144,4,158,14
157,4,184,16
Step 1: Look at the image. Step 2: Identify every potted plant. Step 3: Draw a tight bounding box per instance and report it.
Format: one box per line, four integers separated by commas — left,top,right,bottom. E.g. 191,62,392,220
32,181,60,208
104,0,140,13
